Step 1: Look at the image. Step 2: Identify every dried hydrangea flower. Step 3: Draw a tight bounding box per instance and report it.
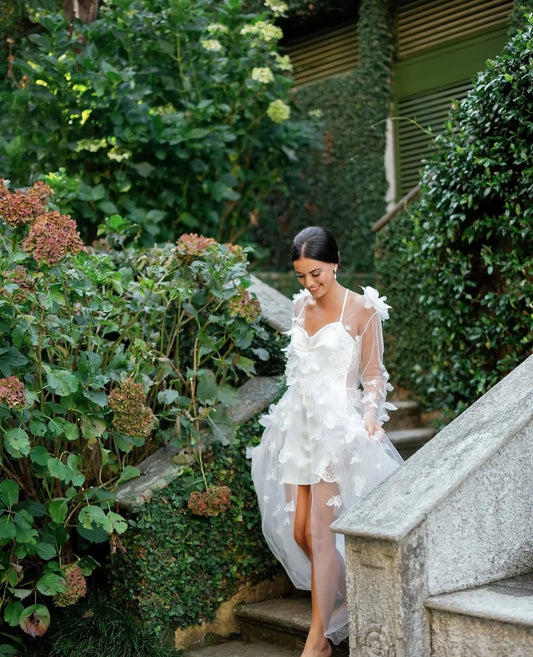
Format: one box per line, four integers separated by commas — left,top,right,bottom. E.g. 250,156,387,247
3,265,37,302
0,376,26,409
22,211,84,265
175,233,217,262
228,288,261,323
109,378,154,438
0,179,51,227
187,485,232,517
53,563,87,607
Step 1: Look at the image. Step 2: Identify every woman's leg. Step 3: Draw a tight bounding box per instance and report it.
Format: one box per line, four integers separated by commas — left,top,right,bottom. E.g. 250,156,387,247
294,483,336,657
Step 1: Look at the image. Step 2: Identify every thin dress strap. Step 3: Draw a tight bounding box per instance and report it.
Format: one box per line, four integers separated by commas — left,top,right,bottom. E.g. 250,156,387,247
339,289,349,323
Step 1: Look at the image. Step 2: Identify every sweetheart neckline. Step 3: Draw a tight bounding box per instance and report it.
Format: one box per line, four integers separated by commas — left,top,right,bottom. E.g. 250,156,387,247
295,322,360,343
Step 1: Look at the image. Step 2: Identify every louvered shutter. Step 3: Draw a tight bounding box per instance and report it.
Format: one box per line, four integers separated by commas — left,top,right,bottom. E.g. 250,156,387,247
285,23,359,87
393,0,513,198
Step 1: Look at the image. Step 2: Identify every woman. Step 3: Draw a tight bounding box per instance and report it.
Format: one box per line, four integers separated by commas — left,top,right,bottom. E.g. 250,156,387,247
250,226,403,657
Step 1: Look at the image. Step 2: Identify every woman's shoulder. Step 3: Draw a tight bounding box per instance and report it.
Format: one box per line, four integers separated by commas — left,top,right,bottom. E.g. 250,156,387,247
344,286,391,322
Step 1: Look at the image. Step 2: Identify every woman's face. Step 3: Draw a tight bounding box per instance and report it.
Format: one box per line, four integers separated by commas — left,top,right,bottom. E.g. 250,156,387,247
293,257,337,299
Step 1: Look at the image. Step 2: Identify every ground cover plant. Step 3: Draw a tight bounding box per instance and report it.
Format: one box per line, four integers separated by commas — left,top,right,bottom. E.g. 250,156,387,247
0,0,318,245
377,17,532,417
0,179,271,653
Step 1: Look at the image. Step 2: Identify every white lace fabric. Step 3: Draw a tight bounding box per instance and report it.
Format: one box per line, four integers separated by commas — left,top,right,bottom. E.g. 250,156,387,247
250,286,403,644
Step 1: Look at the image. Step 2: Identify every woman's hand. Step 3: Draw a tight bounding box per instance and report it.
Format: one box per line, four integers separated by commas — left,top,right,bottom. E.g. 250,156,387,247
366,420,385,441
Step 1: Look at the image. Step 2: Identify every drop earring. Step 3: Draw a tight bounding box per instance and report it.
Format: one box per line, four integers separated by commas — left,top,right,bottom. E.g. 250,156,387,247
334,268,337,279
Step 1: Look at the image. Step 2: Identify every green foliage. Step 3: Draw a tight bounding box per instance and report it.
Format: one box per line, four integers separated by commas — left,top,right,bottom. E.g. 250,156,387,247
510,0,533,34
111,416,280,634
375,212,434,405
0,181,269,645
350,0,392,246
0,0,317,244
280,72,375,273
390,20,533,416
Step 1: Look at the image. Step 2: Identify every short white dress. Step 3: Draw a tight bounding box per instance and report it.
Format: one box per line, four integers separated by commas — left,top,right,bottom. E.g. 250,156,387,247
250,286,403,644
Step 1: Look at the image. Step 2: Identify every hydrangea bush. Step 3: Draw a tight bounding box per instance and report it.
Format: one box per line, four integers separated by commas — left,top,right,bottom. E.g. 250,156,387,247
0,180,267,647
0,0,318,244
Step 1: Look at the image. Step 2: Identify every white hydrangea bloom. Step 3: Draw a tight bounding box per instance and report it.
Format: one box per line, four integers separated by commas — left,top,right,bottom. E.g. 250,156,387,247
251,67,274,84
200,39,222,52
207,23,228,34
267,99,290,123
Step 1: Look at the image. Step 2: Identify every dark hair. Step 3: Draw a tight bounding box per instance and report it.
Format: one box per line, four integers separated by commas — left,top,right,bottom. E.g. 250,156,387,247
290,226,341,267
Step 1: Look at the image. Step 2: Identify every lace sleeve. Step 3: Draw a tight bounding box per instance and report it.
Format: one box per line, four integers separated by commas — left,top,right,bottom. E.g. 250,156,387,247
360,287,395,427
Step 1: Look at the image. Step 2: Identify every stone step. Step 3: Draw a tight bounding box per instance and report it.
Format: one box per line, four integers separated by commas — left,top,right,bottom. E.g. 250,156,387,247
426,573,533,657
236,597,349,657
386,399,422,431
183,639,300,657
388,426,436,459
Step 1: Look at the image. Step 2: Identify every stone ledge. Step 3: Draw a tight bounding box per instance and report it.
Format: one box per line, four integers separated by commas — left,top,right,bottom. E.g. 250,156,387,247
250,274,293,334
426,573,533,628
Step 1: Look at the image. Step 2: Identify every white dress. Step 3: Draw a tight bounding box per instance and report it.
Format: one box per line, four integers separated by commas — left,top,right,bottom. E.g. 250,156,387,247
250,286,403,644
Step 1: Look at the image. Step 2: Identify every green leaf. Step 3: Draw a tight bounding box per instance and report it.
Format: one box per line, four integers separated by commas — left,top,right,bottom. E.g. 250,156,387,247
3,600,24,627
35,540,57,560
30,446,52,466
0,346,28,377
116,465,140,487
157,389,179,405
0,479,19,508
0,516,16,543
36,572,65,596
48,498,68,524
3,428,31,458
45,369,79,396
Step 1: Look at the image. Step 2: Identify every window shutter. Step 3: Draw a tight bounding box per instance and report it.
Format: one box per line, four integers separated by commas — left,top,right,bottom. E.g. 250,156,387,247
393,0,513,198
285,23,359,86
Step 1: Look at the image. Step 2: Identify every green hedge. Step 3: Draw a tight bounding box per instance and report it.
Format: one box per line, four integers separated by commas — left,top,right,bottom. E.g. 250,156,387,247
378,18,533,417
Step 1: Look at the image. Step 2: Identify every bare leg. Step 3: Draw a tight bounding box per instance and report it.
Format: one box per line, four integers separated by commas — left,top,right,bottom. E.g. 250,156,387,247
293,484,333,657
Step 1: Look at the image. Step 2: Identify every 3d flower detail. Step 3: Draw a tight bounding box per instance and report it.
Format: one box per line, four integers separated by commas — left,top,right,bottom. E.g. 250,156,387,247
326,495,343,509
200,39,222,52
227,288,261,323
109,378,154,438
251,67,274,84
361,286,391,321
267,99,290,124
22,211,84,265
175,232,217,262
0,179,51,227
0,376,26,409
187,485,232,517
53,563,87,607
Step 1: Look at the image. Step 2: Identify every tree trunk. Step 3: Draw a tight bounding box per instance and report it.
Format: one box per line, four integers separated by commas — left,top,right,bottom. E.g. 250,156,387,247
63,0,99,23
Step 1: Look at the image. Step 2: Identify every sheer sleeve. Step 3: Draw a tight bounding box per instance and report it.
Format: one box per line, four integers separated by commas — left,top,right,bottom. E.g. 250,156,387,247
347,286,394,429
360,310,392,427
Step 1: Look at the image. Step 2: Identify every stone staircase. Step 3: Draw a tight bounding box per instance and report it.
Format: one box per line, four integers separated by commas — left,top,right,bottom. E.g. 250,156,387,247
426,572,533,657
184,595,349,657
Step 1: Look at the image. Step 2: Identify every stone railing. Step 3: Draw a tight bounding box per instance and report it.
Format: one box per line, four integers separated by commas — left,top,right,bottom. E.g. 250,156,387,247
332,354,533,657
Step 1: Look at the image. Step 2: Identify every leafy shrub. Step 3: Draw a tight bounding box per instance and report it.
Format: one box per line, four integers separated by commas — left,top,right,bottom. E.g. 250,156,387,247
111,416,279,635
0,180,268,646
0,0,318,244
375,210,434,405
388,20,532,416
